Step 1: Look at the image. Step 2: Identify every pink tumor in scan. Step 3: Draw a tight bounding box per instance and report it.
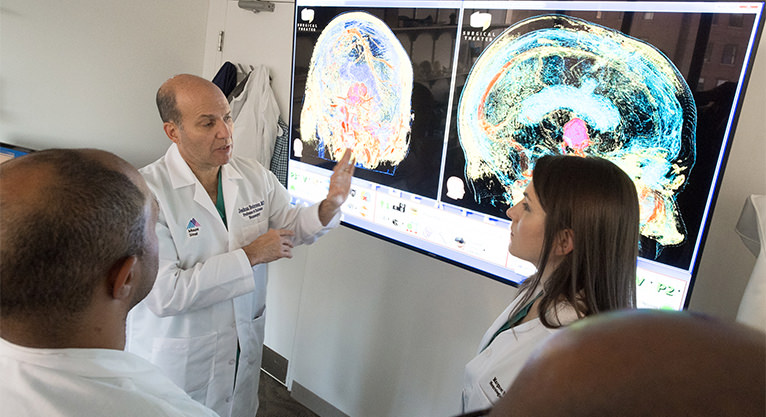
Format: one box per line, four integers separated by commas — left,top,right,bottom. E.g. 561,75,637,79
562,117,591,155
346,82,370,107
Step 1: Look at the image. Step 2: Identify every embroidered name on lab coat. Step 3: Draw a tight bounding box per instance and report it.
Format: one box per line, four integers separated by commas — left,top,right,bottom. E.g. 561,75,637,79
238,201,265,220
489,377,505,399
187,218,201,238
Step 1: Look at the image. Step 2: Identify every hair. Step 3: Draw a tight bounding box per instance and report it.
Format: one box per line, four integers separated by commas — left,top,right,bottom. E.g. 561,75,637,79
0,149,148,322
512,154,639,328
156,82,180,124
492,310,765,417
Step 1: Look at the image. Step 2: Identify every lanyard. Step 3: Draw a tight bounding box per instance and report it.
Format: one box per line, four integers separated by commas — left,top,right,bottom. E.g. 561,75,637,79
481,292,543,352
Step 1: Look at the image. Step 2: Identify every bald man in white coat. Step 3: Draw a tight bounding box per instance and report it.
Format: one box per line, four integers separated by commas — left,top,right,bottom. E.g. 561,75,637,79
127,74,355,417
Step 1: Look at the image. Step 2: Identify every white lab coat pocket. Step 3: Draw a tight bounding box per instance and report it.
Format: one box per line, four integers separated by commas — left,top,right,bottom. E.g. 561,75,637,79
463,349,503,412
151,333,217,395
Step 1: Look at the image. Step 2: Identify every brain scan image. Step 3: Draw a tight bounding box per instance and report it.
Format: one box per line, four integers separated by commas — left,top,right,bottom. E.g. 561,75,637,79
301,11,414,174
456,14,697,256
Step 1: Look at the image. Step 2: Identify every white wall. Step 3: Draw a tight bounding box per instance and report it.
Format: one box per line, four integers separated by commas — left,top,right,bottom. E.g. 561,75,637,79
289,229,517,416
3,1,765,416
0,0,209,168
201,1,294,117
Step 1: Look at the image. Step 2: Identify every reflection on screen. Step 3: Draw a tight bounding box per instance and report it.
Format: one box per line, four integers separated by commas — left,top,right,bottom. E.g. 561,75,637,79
288,0,764,310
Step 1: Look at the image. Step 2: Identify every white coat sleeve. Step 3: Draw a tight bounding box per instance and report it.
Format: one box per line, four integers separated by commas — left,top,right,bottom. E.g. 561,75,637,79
142,205,256,317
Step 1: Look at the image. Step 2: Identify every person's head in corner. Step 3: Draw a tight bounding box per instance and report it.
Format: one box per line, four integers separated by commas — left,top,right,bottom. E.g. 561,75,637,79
156,74,234,174
489,309,766,417
506,155,639,327
0,149,159,349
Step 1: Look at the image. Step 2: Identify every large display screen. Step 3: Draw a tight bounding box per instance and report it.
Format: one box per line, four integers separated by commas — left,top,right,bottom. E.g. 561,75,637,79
287,0,764,310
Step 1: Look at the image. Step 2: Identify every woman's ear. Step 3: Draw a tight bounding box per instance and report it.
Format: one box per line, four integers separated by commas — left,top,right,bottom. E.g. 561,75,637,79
554,229,574,256
108,256,138,301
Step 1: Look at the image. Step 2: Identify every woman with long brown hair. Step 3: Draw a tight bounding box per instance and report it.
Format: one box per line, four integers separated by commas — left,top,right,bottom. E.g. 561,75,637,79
462,154,640,414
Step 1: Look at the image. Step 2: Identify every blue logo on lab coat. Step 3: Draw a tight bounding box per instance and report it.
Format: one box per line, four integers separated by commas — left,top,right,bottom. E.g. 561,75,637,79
187,218,201,237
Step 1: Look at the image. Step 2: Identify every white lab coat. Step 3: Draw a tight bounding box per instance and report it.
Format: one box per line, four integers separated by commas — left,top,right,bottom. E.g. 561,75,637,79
230,65,280,169
461,296,578,413
126,143,338,417
0,337,219,417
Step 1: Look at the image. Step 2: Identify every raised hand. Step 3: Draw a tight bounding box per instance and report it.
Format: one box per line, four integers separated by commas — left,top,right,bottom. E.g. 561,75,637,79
319,148,356,225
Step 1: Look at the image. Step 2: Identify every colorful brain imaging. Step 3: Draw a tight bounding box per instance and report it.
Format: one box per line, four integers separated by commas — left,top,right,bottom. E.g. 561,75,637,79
457,14,696,251
301,11,413,173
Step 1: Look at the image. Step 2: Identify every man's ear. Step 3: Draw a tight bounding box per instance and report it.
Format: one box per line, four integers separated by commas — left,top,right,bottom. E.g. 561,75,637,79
554,229,574,257
163,121,180,144
108,256,138,300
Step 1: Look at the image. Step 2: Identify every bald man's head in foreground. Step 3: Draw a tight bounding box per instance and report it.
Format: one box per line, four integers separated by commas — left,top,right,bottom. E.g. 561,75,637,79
490,309,765,417
0,149,159,350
